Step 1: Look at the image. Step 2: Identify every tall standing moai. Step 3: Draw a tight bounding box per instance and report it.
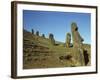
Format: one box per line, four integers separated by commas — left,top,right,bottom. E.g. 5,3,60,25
71,22,84,48
71,22,85,66
66,33,71,48
49,33,55,45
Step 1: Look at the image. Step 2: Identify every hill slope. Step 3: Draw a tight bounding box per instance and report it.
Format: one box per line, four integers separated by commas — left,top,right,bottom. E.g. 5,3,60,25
23,29,91,69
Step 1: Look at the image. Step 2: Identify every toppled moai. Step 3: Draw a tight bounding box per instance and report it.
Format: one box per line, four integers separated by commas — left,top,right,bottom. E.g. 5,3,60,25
66,33,71,48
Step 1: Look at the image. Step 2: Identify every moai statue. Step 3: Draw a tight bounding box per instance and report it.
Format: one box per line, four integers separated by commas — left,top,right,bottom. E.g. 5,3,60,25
31,29,34,34
66,33,71,48
71,22,84,48
36,31,39,36
49,33,55,45
71,22,85,66
42,34,45,38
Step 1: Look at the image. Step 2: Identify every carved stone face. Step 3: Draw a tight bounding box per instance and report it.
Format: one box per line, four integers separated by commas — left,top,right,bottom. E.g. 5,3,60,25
71,22,78,31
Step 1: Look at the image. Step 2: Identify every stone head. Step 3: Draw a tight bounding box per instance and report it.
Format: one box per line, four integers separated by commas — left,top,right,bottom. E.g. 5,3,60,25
71,22,78,32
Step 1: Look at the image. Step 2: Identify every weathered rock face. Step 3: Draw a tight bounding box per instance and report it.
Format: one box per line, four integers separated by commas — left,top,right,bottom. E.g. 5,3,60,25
71,22,84,48
66,33,71,48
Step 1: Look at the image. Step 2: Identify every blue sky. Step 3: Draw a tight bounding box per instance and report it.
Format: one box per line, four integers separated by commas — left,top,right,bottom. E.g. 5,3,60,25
23,10,91,44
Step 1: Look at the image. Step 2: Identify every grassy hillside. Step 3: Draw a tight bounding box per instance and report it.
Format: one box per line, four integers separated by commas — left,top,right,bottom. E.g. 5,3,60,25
23,29,91,69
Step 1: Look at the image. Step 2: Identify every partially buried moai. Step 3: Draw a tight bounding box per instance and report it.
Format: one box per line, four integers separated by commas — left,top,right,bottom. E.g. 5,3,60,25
71,22,85,66
66,33,71,48
49,33,55,45
31,29,34,34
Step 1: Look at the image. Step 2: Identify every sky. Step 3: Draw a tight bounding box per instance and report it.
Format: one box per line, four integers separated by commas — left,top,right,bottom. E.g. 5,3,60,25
23,10,91,44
